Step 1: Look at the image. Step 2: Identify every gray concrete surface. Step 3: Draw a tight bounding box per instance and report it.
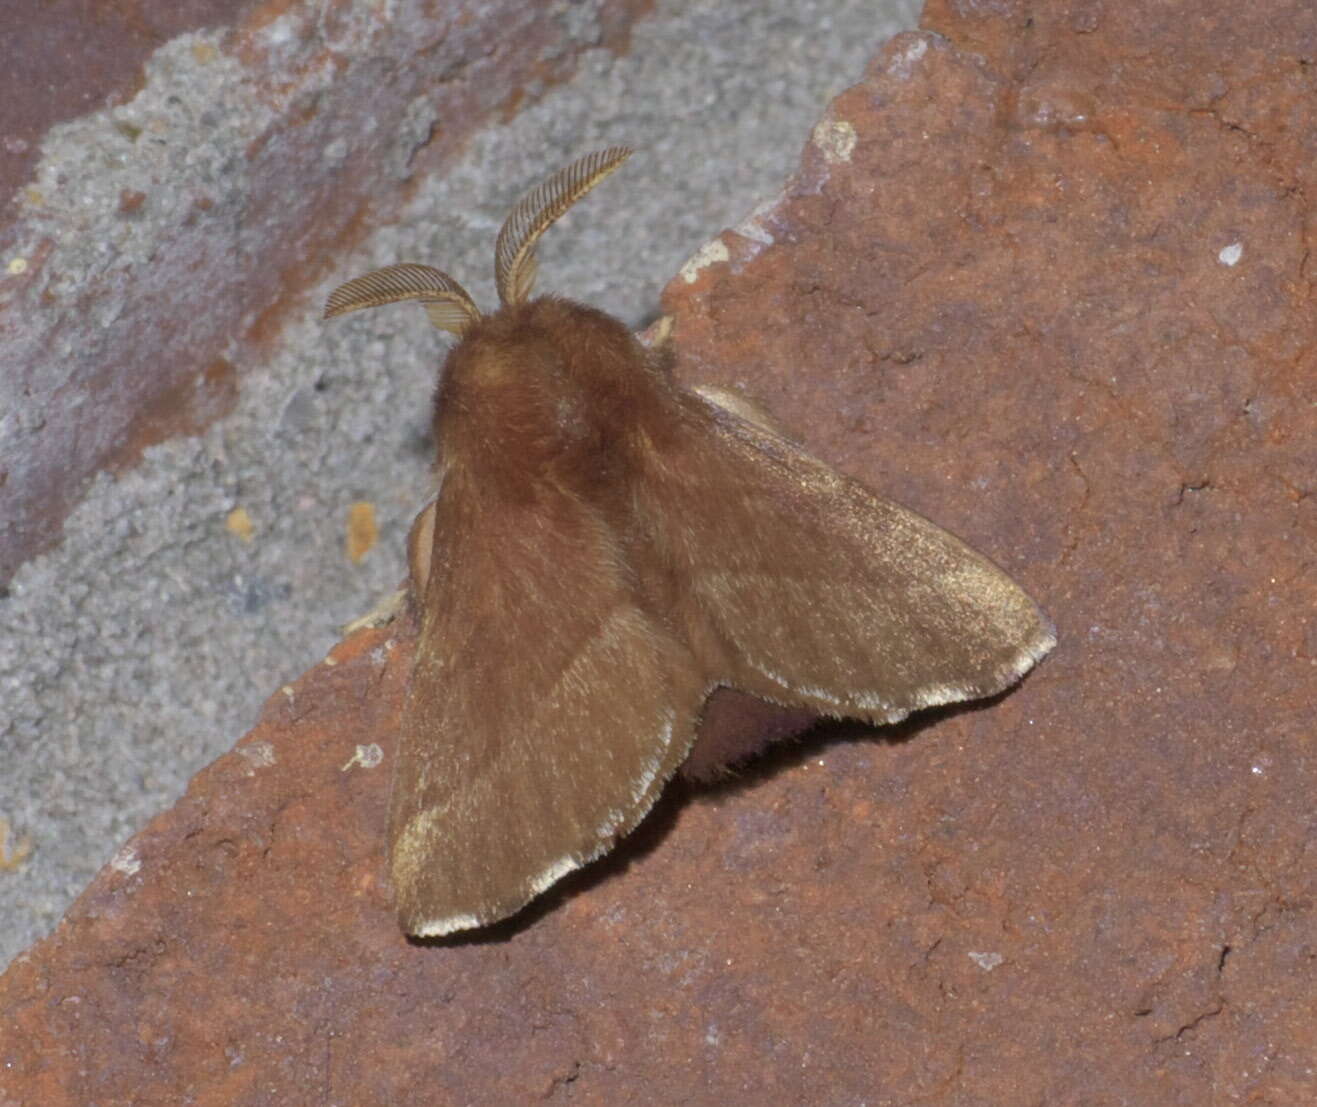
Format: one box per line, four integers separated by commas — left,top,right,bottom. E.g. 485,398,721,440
0,0,920,970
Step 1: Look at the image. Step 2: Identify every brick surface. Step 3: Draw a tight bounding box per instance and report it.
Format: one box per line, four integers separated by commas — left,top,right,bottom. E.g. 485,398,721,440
2,6,1313,1103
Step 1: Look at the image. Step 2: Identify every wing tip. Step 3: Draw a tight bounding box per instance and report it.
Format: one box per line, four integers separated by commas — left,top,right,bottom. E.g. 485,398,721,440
925,616,1057,711
849,612,1055,721
406,910,486,938
400,852,592,938
1011,609,1058,685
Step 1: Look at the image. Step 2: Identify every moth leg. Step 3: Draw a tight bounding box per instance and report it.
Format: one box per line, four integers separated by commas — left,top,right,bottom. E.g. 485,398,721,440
340,499,436,634
405,496,436,594
643,313,675,348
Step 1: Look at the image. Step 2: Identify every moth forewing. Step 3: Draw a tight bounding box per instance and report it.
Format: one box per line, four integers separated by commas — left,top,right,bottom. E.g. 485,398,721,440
634,391,1056,729
386,471,707,937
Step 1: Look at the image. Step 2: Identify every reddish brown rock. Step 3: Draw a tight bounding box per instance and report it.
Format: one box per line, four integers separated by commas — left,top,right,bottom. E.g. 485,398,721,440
0,0,652,584
2,5,1314,1104
0,1,255,210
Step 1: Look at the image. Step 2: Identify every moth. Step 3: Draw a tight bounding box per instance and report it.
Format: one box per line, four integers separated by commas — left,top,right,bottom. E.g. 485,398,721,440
324,148,1055,937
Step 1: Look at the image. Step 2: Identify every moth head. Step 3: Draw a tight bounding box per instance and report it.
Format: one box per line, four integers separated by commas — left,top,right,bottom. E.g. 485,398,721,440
322,147,634,337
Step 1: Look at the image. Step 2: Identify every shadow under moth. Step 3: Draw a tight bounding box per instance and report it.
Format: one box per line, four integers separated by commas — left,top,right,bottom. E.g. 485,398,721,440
324,147,1055,938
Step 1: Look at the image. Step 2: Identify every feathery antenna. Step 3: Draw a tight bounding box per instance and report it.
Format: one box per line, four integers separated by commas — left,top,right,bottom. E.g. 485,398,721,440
494,147,633,307
323,263,481,337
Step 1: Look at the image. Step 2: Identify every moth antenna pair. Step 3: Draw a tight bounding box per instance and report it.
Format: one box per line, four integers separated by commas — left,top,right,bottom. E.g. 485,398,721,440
322,146,634,333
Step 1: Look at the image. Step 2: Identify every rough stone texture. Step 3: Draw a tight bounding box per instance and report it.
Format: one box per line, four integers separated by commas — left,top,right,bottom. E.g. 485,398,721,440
0,0,919,977
1,1,252,209
0,0,650,585
0,0,921,980
2,4,1314,1104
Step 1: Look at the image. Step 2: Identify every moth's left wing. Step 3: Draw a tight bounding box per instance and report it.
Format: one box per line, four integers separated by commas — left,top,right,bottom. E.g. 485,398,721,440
388,477,707,937
637,389,1055,730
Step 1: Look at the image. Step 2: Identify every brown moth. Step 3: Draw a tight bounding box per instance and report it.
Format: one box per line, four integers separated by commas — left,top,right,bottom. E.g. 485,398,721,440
324,147,1055,938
